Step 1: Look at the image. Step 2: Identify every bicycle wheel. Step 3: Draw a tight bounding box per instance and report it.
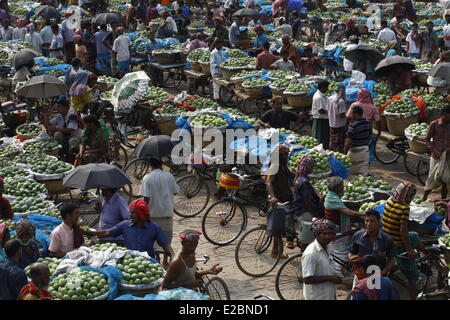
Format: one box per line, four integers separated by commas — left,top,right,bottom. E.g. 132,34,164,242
416,159,429,186
275,252,304,300
119,184,133,204
123,158,151,197
374,136,401,164
203,276,231,300
403,154,418,176
174,175,210,218
163,70,183,88
202,198,247,246
235,225,283,277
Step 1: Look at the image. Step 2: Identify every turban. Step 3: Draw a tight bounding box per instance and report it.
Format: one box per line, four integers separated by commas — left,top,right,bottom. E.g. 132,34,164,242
310,219,337,236
392,182,416,204
17,18,27,27
295,155,315,179
253,25,264,33
129,200,150,221
15,220,36,240
179,229,202,241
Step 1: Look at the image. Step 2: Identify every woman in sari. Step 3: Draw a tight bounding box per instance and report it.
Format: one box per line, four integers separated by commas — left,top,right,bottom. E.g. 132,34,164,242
69,70,93,113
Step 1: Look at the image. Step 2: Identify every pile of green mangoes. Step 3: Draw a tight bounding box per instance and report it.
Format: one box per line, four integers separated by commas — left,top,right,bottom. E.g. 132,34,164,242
374,83,392,96
410,58,433,70
221,57,254,68
406,123,428,137
329,152,352,168
385,99,418,114
11,197,53,213
0,219,15,231
31,159,72,175
295,136,319,149
24,140,59,153
0,146,19,157
325,81,338,97
44,58,62,66
188,97,219,110
49,269,109,300
399,89,419,97
0,157,9,168
4,177,47,197
0,166,29,179
267,70,298,79
14,153,55,167
279,128,294,135
422,93,446,110
271,78,291,89
359,200,385,213
98,76,119,83
142,86,168,106
17,123,41,135
227,49,247,59
411,197,433,205
232,70,259,79
342,185,371,201
188,49,209,62
90,242,127,251
373,94,392,107
198,53,211,63
350,175,392,191
39,208,61,219
242,78,270,87
285,83,310,93
189,20,206,28
100,91,112,100
289,151,331,174
154,104,183,115
311,179,328,194
191,115,228,127
239,115,258,125
117,255,165,286
25,257,61,276
440,233,450,247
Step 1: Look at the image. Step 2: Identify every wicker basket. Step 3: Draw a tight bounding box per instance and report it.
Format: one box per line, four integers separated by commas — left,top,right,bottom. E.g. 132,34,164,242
219,172,241,190
40,179,65,193
156,118,178,136
200,62,211,75
190,60,202,71
154,53,178,65
380,114,388,131
221,68,244,82
385,113,419,136
408,138,428,154
285,93,312,108
243,86,265,98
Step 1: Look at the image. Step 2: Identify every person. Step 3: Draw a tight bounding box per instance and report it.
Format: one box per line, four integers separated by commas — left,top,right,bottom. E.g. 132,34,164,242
174,9,189,41
0,18,13,41
40,19,53,57
64,57,82,92
377,20,396,42
94,24,112,75
112,26,131,76
312,80,330,149
179,0,190,18
12,18,27,41
18,263,52,300
351,255,399,300
0,240,28,300
95,200,176,260
228,17,241,47
349,209,396,283
391,15,408,41
43,100,82,162
209,16,229,44
281,35,300,68
97,188,129,244
299,46,322,76
0,177,12,220
49,204,97,257
444,11,450,50
76,114,109,165
256,42,279,70
157,10,178,38
423,105,450,201
125,0,138,30
343,36,359,72
136,0,149,24
15,220,40,270
74,35,87,68
421,21,439,63
139,157,179,266
265,145,293,258
82,21,96,71
327,83,347,153
69,70,94,113
188,33,208,52
49,24,64,60
0,221,10,263
385,40,400,57
162,230,222,289
271,49,295,71
61,11,76,63
382,182,425,300
405,22,421,59
147,1,159,21
210,38,227,102
146,32,163,85
252,25,269,54
344,17,361,39
291,11,301,39
301,219,342,300
248,17,262,29
274,17,292,37
388,66,412,93
324,177,365,274
258,96,302,130
347,89,381,129
345,106,372,176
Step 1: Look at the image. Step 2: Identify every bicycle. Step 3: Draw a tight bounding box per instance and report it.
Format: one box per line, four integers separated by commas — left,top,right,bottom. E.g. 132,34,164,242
197,254,231,300
415,156,430,186
201,171,268,246
374,134,418,176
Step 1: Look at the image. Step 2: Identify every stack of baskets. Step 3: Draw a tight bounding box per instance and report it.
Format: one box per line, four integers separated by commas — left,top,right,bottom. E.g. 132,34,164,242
384,112,419,136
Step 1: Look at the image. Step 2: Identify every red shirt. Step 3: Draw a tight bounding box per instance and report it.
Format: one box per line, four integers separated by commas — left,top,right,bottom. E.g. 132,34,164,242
426,117,450,159
256,51,279,69
0,197,13,220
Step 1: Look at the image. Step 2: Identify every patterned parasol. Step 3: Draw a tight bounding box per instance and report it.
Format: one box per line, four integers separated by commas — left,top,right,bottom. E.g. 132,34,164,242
111,71,151,113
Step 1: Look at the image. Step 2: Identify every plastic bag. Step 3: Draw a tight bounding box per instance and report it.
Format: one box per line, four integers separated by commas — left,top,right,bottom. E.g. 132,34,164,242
328,157,349,179
157,288,210,300
266,207,287,237
349,70,366,87
410,203,435,224
80,265,123,300
425,151,450,190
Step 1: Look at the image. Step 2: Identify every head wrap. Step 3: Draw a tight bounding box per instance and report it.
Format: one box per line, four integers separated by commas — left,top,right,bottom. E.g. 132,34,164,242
345,17,356,30
335,82,346,99
116,26,125,32
295,156,315,179
310,219,337,236
15,220,36,240
328,176,344,192
161,10,170,17
392,182,416,204
212,16,224,23
129,200,150,221
253,25,264,33
357,88,373,104
17,18,27,27
64,10,75,18
179,229,202,241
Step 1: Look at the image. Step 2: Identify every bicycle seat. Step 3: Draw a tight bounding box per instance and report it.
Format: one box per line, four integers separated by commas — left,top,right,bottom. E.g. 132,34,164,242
424,245,444,256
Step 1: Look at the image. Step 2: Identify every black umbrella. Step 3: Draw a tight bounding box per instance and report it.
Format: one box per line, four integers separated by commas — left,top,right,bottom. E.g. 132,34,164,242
12,48,40,69
134,135,176,160
63,163,132,190
428,63,450,79
35,5,61,19
375,56,415,75
16,75,68,98
343,44,384,65
93,12,123,25
232,8,261,17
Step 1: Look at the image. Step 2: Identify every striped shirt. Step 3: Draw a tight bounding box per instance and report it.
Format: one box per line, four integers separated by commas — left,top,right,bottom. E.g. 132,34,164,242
347,118,372,148
382,199,409,246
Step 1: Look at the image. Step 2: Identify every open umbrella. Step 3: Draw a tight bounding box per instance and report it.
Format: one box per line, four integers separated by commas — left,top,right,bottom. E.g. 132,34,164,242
12,48,40,69
63,163,132,190
35,5,61,19
16,75,68,98
428,63,450,79
134,135,176,160
375,56,415,75
232,8,261,17
93,12,123,25
343,44,384,65
111,71,151,113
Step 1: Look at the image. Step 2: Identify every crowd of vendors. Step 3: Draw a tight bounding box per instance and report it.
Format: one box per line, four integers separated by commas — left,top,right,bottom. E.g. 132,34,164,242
0,0,449,302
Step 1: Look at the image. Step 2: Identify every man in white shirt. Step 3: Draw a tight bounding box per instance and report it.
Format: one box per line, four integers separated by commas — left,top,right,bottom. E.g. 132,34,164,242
24,23,43,54
302,219,342,300
112,27,131,76
210,39,227,101
327,83,347,153
139,157,180,266
49,24,64,59
0,19,13,41
312,80,330,149
377,20,396,42
39,20,54,57
405,22,421,58
163,10,178,34
274,17,292,37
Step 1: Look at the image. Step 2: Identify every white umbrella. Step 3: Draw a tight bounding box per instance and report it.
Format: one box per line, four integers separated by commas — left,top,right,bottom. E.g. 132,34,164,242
111,71,151,113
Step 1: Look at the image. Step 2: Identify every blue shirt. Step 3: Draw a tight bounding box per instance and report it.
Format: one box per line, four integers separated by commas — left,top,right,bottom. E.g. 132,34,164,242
350,229,395,270
0,260,28,300
292,18,301,36
146,39,163,62
108,220,169,257
293,176,320,216
94,30,111,55
99,192,129,241
17,241,40,270
229,22,240,46
181,6,190,17
352,277,399,300
254,33,269,49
